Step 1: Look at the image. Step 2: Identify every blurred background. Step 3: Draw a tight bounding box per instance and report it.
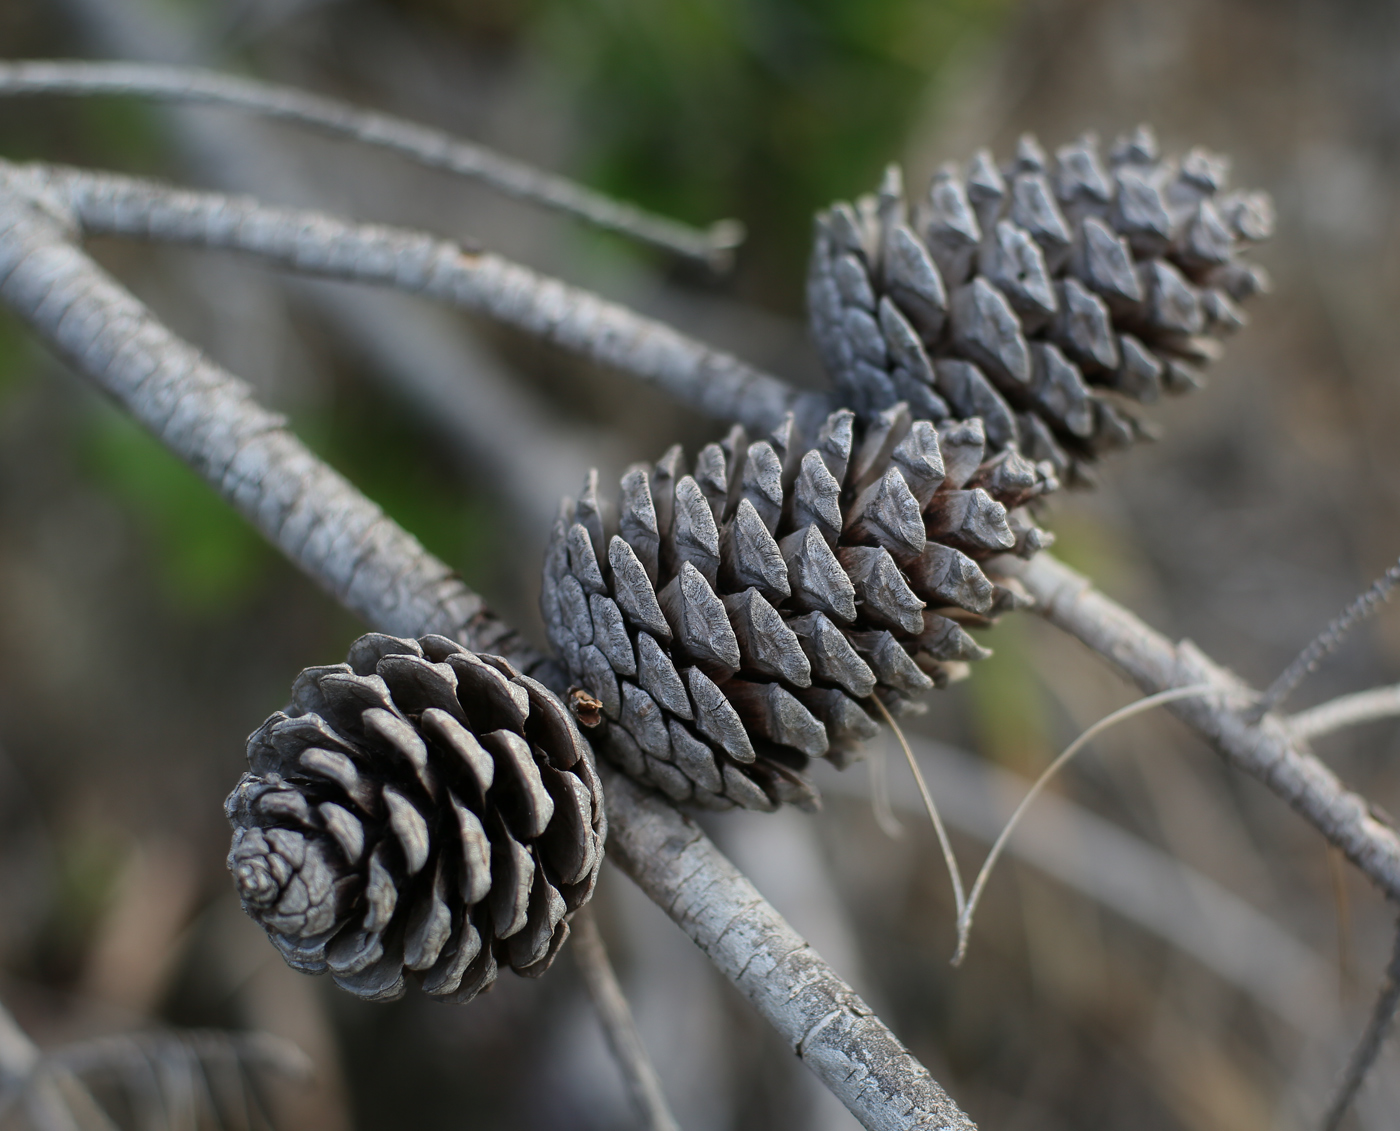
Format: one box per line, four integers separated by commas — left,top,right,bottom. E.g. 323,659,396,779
2,0,1400,1128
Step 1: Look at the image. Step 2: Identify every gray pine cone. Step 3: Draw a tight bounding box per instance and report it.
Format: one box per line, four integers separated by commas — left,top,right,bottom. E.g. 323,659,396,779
226,633,605,1004
542,405,1049,812
808,125,1273,484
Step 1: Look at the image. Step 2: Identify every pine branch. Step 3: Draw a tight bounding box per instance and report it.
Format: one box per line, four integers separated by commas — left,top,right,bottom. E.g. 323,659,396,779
21,161,822,436
0,59,742,267
0,168,974,1131
0,165,490,648
603,766,976,1131
1006,552,1400,904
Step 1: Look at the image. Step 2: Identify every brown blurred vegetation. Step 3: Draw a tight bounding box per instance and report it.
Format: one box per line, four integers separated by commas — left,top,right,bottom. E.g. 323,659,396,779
1,0,1399,1128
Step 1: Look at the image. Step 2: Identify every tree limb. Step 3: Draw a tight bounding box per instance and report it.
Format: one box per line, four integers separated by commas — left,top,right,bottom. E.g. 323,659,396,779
0,169,973,1131
20,161,823,436
1004,552,1400,905
603,767,976,1131
0,59,741,266
1289,685,1400,740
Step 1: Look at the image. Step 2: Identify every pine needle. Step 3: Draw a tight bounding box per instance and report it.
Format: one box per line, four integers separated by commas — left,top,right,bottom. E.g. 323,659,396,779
952,683,1217,966
871,696,967,922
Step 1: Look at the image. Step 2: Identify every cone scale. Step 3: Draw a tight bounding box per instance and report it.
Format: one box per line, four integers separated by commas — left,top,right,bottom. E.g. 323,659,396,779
226,634,605,1003
543,405,1050,812
808,126,1273,484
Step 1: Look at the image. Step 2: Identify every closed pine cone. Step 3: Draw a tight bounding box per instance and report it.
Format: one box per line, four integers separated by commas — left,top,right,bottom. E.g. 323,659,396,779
808,125,1273,484
541,405,1050,812
226,633,605,1003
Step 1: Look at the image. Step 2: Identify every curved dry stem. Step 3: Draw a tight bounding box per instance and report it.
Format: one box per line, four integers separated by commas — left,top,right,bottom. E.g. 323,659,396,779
1004,552,1400,905
952,684,1217,965
0,59,742,267
872,696,967,924
1289,684,1400,740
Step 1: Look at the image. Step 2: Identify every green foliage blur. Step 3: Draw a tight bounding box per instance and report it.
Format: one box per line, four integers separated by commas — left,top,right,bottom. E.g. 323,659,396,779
397,0,1011,295
535,0,1011,294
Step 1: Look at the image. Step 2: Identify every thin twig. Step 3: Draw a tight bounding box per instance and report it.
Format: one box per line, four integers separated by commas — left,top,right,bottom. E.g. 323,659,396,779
0,59,743,267
21,162,822,436
1320,922,1400,1131
0,999,113,1131
0,171,974,1131
871,696,967,923
1256,556,1400,718
1289,684,1400,740
951,684,1217,965
1003,552,1400,905
570,906,681,1131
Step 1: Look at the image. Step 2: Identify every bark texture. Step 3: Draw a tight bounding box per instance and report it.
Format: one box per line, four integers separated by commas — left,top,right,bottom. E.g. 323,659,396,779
603,766,977,1131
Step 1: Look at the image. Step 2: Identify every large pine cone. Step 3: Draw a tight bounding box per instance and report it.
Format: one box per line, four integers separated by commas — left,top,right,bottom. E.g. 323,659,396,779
225,634,605,1004
541,405,1048,812
808,125,1273,484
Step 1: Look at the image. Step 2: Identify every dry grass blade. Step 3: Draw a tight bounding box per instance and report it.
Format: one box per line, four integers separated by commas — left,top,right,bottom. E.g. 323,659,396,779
953,684,1217,965
871,695,967,926
0,59,743,267
1257,556,1400,718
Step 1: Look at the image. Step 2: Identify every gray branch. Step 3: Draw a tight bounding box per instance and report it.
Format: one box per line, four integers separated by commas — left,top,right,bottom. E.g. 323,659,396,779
0,59,741,266
603,766,975,1131
1288,684,1400,740
569,905,681,1131
0,166,489,648
1006,552,1400,904
22,161,823,436
1321,922,1400,1131
0,168,972,1131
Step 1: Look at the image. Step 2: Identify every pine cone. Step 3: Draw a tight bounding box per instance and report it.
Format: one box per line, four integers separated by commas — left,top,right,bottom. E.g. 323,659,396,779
541,406,1046,812
225,633,605,1004
808,125,1273,484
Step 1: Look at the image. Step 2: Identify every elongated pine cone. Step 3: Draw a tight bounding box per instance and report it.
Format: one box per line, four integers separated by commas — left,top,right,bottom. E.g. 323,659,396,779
225,633,605,1004
542,405,1047,812
808,125,1273,484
